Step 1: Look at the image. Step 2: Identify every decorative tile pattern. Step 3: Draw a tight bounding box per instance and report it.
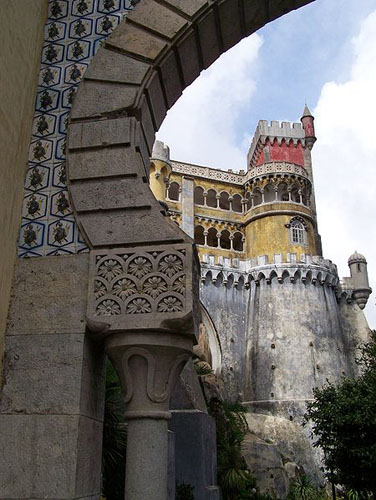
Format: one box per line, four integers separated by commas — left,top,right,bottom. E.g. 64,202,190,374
19,0,135,258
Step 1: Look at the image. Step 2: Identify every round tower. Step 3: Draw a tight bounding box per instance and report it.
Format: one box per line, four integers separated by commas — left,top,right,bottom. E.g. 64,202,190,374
348,251,372,309
244,119,319,262
149,140,172,202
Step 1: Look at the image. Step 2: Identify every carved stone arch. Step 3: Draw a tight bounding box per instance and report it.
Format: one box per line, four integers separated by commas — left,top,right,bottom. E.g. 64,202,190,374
66,0,312,250
199,303,222,375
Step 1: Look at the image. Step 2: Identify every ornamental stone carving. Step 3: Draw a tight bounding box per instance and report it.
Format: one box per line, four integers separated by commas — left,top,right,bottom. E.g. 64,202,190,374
87,243,200,337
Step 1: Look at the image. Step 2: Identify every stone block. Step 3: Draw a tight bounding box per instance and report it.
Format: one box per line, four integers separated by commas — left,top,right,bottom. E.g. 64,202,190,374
70,80,138,119
139,95,156,151
159,51,183,109
0,333,84,415
127,0,187,39
243,0,268,36
177,29,202,87
69,117,132,150
6,255,89,336
75,416,103,497
79,208,183,247
136,120,152,166
70,176,153,212
218,0,243,51
197,11,221,69
146,71,167,129
158,0,207,17
171,358,207,412
68,145,143,180
0,414,101,499
170,410,219,500
85,47,151,84
107,22,167,61
79,336,106,421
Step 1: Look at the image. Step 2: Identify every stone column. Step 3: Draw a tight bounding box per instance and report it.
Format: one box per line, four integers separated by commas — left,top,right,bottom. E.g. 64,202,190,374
203,230,208,246
86,244,199,500
105,332,192,500
181,176,195,238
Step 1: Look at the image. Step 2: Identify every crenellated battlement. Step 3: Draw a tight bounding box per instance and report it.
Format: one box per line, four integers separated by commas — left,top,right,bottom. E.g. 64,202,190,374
199,253,339,289
247,120,305,168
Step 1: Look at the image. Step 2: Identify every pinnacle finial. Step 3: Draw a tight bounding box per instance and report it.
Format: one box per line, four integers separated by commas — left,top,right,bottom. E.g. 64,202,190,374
301,104,313,119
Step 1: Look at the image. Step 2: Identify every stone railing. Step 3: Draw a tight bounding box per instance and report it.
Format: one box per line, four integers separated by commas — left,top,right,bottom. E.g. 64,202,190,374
171,160,244,185
245,161,309,183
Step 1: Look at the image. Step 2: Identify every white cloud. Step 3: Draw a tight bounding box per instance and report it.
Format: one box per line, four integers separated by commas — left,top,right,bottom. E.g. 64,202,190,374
313,10,376,327
157,34,263,170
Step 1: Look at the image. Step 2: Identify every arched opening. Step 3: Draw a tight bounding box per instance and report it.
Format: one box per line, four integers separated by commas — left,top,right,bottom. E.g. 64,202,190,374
220,229,231,249
277,182,289,202
207,227,218,247
168,182,180,201
263,184,274,203
233,231,243,252
291,186,300,203
253,188,262,206
194,186,205,206
219,191,230,210
232,194,242,213
194,225,205,245
206,189,217,208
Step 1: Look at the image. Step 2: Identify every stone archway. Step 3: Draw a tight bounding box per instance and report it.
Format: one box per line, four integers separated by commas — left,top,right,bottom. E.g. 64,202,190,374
67,0,314,249
65,1,315,498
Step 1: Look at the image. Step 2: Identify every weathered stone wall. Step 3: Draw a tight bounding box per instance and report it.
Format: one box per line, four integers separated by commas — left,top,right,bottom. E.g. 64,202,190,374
200,280,247,400
244,278,354,409
0,1,47,372
0,254,106,499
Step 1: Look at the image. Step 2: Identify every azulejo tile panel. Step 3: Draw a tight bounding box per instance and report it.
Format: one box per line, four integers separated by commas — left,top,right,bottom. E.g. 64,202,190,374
19,0,135,258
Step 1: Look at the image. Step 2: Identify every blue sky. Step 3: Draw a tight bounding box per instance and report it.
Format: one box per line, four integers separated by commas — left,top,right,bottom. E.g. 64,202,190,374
157,0,376,327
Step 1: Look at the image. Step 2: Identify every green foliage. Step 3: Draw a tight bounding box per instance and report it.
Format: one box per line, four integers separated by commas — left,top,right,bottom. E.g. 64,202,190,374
287,475,326,500
176,482,195,500
304,332,376,496
208,400,260,499
101,360,127,500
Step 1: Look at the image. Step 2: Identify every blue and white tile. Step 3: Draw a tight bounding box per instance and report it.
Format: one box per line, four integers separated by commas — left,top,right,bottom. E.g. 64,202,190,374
48,0,70,20
50,189,72,218
47,216,75,247
38,64,62,88
22,192,49,221
25,164,52,192
19,220,46,251
36,87,60,112
29,139,54,163
71,0,95,17
69,17,93,39
32,113,57,138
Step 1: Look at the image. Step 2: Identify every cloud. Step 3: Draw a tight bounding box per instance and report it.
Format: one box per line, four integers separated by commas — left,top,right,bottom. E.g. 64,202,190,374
157,34,263,170
313,9,376,326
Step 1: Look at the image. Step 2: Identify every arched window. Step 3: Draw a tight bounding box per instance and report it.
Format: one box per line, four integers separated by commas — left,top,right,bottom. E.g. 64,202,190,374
194,186,205,205
194,225,205,245
220,229,231,249
233,232,244,252
277,182,289,201
207,227,218,247
232,194,242,213
253,189,262,206
206,189,217,208
168,182,180,201
219,192,230,210
263,184,274,203
290,219,306,245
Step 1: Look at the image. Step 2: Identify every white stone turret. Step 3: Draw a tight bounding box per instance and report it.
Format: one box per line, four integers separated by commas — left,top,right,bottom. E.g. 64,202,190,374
347,251,372,309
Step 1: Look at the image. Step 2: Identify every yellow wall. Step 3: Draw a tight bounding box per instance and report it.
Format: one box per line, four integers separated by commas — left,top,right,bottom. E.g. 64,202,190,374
153,170,316,263
0,1,47,371
245,213,316,262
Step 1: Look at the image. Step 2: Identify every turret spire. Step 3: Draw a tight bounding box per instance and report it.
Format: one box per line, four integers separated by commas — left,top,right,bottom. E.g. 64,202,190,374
300,103,316,150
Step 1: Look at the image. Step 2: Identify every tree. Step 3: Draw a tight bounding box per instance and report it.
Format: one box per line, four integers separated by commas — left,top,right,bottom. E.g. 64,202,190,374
304,332,376,496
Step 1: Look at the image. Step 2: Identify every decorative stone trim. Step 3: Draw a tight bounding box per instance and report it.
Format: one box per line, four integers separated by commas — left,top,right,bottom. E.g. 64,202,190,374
87,243,199,336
